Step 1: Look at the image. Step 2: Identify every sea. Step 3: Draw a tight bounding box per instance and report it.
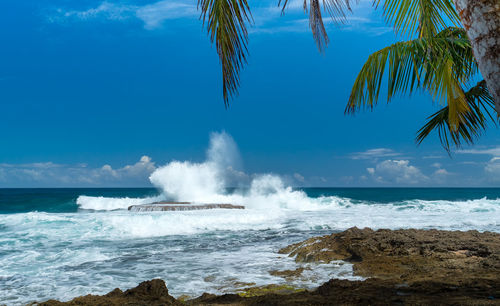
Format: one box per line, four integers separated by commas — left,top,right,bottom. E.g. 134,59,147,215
1,187,499,305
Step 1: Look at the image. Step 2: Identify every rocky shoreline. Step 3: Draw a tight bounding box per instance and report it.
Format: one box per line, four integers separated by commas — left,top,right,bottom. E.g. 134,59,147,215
35,227,500,305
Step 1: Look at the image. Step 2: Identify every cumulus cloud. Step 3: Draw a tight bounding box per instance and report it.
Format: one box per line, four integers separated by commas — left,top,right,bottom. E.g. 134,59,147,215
367,160,428,184
458,146,500,183
484,157,500,182
431,163,451,183
0,156,156,187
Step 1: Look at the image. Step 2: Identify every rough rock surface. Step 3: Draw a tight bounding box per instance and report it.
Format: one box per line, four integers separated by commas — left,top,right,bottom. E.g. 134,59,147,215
36,279,180,306
188,278,500,305
128,202,245,211
279,227,500,283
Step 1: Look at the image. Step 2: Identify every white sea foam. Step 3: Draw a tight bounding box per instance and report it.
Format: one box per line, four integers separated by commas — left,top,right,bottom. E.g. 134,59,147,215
76,195,162,210
4,132,500,305
2,195,498,305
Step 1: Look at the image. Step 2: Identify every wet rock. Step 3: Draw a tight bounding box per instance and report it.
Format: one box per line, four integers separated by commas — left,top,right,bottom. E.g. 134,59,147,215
37,279,180,306
279,227,500,284
188,279,500,305
269,267,310,280
128,202,245,211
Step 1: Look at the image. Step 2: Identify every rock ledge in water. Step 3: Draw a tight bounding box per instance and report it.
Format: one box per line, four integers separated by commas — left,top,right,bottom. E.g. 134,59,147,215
128,201,245,212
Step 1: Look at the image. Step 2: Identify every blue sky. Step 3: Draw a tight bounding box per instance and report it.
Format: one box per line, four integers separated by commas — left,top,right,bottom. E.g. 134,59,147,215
0,0,499,187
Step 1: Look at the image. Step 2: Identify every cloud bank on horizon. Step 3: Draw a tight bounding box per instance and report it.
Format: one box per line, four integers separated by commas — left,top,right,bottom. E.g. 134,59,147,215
1,131,500,187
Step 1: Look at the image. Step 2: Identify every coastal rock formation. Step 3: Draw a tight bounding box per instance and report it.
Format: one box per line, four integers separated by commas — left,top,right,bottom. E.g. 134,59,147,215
37,278,500,305
37,279,181,306
189,278,500,305
128,201,245,211
37,228,500,305
279,227,500,283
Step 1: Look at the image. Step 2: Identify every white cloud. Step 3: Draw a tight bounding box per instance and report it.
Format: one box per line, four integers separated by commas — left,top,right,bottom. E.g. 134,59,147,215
0,156,156,187
350,148,401,160
136,1,198,29
459,147,500,157
58,1,136,21
51,0,388,35
431,166,451,183
484,157,500,182
458,146,500,183
431,162,442,169
52,0,198,29
367,160,428,184
458,161,480,165
422,155,444,159
293,172,305,182
434,168,449,176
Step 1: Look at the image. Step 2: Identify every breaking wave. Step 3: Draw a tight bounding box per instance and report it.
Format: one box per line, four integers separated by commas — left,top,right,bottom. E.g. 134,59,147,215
76,132,500,230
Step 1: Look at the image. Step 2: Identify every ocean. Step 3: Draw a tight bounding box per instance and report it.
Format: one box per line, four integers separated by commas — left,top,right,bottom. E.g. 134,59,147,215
1,187,499,305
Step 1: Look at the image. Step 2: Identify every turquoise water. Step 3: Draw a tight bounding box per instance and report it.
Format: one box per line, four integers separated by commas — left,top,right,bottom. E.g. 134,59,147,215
1,188,499,305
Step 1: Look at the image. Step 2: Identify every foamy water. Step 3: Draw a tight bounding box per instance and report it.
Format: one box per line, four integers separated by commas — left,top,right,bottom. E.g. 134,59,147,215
1,191,499,305
1,133,499,305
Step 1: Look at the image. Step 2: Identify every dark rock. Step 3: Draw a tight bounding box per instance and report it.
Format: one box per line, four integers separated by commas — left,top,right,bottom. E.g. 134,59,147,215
37,279,180,306
128,202,245,211
279,227,500,284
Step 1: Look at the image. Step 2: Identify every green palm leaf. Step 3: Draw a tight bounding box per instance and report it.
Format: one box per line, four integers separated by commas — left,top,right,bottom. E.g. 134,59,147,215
198,0,252,105
416,80,496,151
375,0,461,38
346,27,477,131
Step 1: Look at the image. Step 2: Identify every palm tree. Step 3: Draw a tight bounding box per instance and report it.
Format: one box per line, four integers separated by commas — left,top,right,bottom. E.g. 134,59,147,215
196,0,498,149
451,0,500,115
346,0,497,150
346,27,496,150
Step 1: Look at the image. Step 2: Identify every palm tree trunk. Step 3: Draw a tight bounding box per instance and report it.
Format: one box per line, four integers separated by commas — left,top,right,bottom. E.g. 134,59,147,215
453,0,500,114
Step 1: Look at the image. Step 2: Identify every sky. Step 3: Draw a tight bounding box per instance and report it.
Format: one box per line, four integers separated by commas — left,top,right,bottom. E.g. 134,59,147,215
0,0,499,188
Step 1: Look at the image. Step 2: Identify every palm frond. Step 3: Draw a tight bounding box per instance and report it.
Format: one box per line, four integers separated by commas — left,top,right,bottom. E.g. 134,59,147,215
346,27,477,122
374,0,461,38
198,0,252,105
309,0,329,51
279,0,353,51
416,80,496,151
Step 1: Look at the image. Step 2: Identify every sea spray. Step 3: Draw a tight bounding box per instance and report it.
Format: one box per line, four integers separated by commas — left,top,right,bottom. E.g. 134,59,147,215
149,131,246,202
147,131,326,209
